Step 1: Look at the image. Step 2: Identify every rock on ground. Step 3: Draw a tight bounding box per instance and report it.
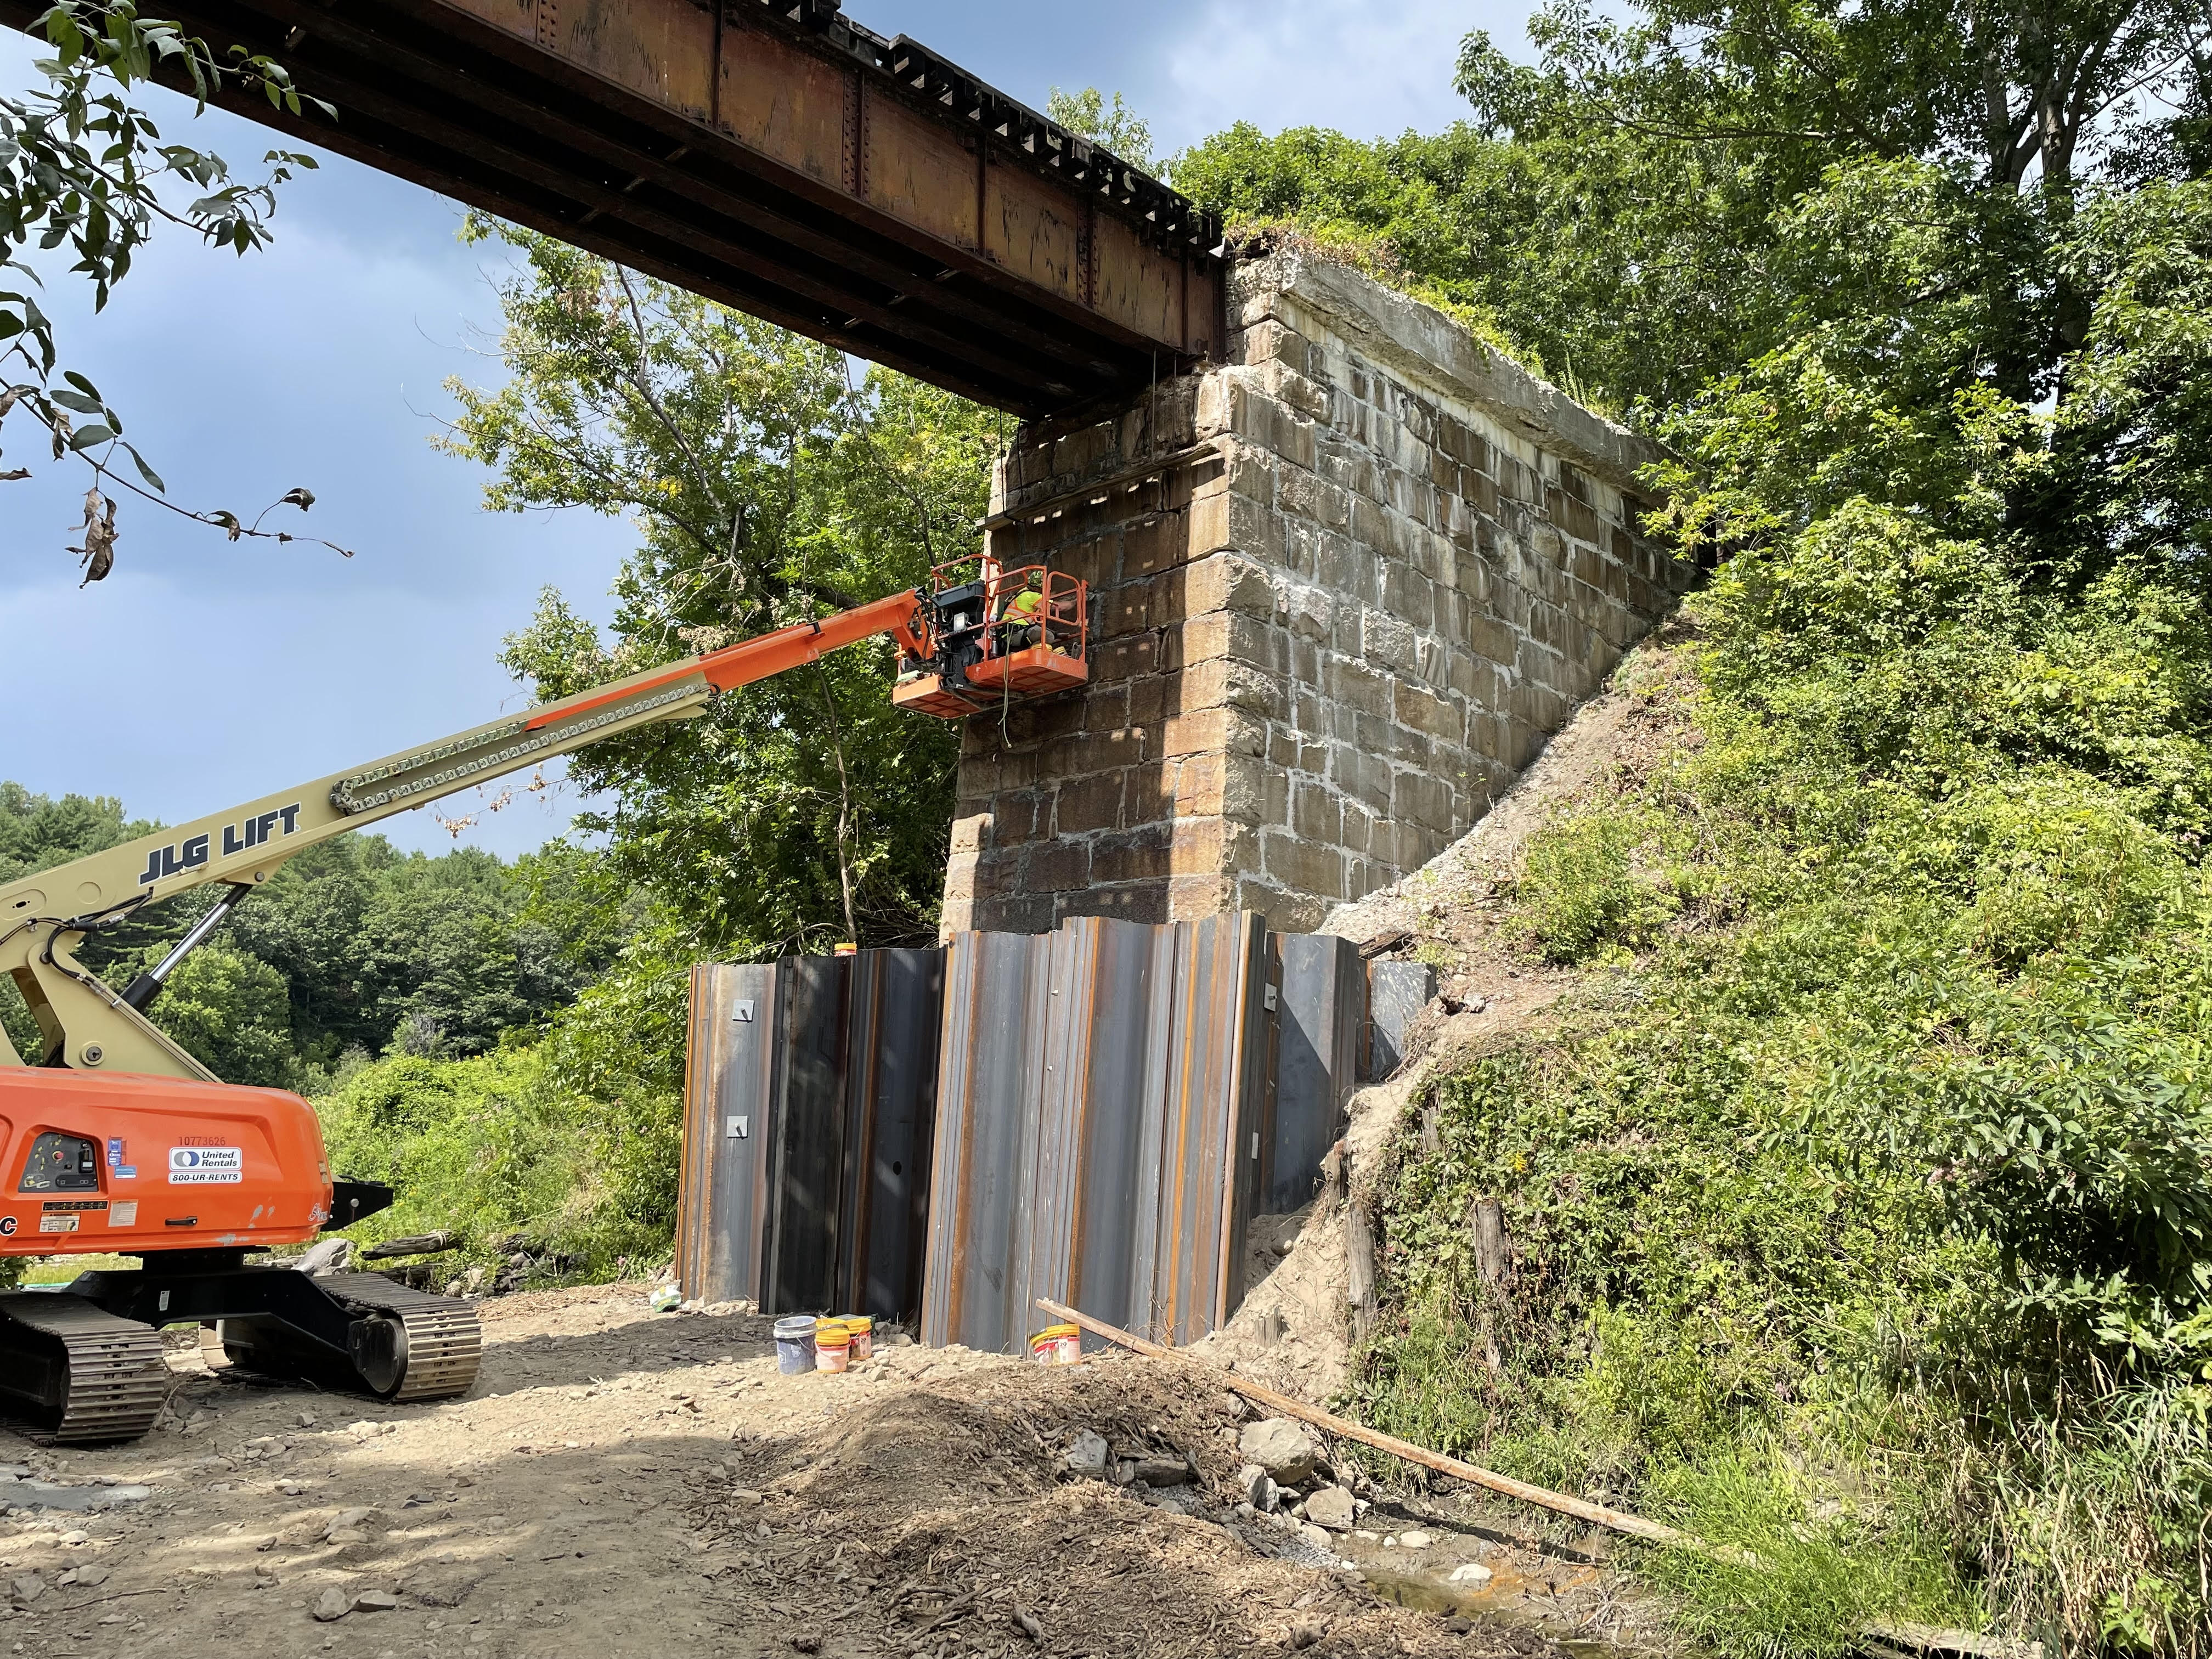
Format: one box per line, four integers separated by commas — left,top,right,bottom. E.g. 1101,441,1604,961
1239,1417,1319,1485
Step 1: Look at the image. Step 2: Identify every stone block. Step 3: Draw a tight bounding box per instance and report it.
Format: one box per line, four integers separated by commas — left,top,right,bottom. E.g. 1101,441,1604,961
1362,609,1419,674
1082,684,1132,734
1054,772,1126,836
1382,564,1435,633
1328,657,1392,720
1176,611,1281,673
1393,770,1456,834
1263,361,1334,423
1393,681,1461,741
979,891,1057,935
1314,533,1378,604
1469,612,1520,668
948,812,992,856
1172,552,1278,622
1180,658,1288,721
1055,727,1147,775
1025,838,1092,894
1260,831,1347,902
1099,577,1150,640
1051,424,1112,482
1126,507,1194,581
1168,872,1238,922
1124,671,1170,728
1089,823,1171,886
1158,706,1266,760
1238,318,1311,371
1093,633,1160,685
972,849,1025,902
992,790,1045,845
1059,884,1170,927
1291,781,1342,846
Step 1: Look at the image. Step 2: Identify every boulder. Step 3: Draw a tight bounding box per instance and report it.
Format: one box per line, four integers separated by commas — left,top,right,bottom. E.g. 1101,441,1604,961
1062,1431,1109,1480
1237,1419,1317,1486
1235,1463,1278,1511
1130,1458,1192,1488
1303,1486,1357,1532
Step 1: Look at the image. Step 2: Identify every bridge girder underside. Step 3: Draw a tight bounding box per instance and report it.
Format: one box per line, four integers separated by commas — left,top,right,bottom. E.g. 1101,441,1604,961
5,0,1226,417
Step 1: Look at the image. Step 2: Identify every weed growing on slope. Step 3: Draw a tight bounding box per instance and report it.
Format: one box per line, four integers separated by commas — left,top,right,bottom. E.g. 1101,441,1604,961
1355,500,2212,1654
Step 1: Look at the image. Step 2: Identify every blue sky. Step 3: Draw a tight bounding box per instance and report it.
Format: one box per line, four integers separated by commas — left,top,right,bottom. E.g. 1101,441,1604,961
0,0,1523,860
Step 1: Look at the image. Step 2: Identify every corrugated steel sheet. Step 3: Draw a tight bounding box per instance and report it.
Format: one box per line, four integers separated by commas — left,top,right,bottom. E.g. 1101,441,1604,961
1365,961,1440,1083
676,950,943,1318
1263,934,1367,1213
676,962,778,1311
921,912,1276,1355
679,919,1362,1353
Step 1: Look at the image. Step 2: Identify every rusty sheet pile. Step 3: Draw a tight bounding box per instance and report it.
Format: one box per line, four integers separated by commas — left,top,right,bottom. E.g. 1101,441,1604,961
678,916,1366,1351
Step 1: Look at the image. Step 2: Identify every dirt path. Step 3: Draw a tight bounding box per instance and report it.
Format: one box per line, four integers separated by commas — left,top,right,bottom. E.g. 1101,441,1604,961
0,1288,1653,1659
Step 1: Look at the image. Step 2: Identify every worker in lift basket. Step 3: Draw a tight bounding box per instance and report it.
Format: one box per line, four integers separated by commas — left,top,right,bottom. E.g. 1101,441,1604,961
997,570,1048,655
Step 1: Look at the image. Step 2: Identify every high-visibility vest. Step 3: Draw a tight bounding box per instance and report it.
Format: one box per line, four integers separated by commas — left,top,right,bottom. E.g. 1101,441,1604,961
1002,586,1045,621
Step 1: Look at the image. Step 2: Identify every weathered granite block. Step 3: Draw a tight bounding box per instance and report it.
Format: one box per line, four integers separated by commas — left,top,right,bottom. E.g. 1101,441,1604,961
940,253,1695,936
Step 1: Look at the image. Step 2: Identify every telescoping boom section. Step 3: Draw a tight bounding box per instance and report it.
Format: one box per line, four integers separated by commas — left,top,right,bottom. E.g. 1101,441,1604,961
0,564,1085,1443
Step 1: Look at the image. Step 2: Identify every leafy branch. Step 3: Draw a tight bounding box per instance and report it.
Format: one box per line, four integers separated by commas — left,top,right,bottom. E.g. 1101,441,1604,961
0,0,348,584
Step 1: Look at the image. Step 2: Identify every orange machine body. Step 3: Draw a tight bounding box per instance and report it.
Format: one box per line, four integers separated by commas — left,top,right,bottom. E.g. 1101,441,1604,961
0,1069,330,1259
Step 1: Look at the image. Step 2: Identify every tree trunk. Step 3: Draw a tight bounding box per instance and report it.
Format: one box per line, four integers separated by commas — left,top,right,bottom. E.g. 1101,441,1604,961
812,663,861,946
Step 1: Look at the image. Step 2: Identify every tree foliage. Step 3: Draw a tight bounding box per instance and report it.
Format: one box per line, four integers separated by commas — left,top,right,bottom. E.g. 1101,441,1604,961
0,782,627,1087
1045,86,1156,173
0,2,347,579
439,219,1009,958
1164,1,2212,1650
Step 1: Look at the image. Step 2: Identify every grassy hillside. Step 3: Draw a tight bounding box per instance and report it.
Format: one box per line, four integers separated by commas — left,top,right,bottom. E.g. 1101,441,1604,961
1351,521,2212,1654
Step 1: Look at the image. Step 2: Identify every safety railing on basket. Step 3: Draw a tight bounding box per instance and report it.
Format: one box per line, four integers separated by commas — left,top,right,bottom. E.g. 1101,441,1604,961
978,565,1087,666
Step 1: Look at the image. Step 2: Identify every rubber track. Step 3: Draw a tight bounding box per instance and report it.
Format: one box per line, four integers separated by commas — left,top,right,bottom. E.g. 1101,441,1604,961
318,1272,483,1402
0,1294,167,1444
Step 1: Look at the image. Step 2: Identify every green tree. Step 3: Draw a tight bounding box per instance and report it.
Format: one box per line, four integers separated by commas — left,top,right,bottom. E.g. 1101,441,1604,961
0,781,155,1057
1046,87,1156,173
438,219,1010,958
151,942,297,1088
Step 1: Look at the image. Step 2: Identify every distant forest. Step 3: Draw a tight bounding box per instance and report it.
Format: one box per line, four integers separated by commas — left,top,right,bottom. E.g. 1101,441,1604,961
0,781,634,1091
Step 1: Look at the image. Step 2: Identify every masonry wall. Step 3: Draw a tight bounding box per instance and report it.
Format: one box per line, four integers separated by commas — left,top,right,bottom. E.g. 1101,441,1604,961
940,253,1697,936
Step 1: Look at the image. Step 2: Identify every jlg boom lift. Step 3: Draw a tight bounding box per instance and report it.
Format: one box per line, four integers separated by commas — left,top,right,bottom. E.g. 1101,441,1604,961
0,562,1086,1441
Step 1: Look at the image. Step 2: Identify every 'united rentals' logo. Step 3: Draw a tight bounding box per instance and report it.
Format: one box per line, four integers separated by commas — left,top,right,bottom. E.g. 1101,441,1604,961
138,805,303,887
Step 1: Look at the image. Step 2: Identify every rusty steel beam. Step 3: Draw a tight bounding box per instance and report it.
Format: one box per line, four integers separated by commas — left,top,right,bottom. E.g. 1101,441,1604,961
0,0,1226,416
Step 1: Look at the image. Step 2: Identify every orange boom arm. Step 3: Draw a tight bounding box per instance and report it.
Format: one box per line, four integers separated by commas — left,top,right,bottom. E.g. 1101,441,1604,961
523,590,936,731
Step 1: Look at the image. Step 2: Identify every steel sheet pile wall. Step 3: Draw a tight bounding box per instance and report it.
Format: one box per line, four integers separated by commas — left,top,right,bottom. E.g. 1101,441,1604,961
920,912,1278,1355
1267,934,1366,1214
676,950,943,1319
679,920,1364,1352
